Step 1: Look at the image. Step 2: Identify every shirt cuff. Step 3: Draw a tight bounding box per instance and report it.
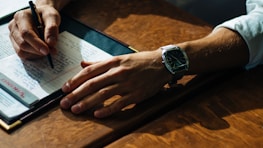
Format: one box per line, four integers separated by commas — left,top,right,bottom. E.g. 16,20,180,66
214,13,263,70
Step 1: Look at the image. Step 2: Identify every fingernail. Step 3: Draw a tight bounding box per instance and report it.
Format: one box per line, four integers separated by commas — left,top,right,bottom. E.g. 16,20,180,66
94,110,106,118
60,98,71,109
72,104,82,114
40,48,48,55
62,82,70,92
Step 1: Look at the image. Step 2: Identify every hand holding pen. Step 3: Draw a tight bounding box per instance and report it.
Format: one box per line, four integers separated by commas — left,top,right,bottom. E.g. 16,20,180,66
29,1,54,68
8,1,61,62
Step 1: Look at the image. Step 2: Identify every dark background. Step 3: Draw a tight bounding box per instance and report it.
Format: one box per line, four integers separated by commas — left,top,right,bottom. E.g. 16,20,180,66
166,0,246,26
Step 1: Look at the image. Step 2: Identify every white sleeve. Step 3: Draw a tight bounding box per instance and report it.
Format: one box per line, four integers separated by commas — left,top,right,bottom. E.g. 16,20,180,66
214,0,263,69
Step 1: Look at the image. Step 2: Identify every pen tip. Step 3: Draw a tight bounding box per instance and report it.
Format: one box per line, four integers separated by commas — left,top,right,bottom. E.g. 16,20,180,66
47,54,54,69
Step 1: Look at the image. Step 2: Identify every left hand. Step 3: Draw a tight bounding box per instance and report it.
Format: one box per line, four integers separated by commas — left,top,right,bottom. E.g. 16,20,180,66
8,5,61,59
60,49,172,118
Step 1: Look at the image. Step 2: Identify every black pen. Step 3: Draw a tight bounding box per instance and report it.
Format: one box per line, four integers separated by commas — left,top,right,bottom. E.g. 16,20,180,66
29,1,54,68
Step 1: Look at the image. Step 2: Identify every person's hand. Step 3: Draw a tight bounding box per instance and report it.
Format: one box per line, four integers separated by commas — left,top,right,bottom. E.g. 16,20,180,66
8,5,61,59
60,49,173,118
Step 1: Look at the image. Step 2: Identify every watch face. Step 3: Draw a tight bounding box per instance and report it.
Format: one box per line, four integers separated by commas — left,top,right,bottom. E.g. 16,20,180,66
162,46,189,75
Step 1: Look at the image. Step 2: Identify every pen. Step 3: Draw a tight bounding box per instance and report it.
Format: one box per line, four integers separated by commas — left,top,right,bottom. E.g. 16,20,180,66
29,1,54,68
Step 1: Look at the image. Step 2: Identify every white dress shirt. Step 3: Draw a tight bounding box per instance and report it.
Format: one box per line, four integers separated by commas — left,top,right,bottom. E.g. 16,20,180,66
215,0,263,69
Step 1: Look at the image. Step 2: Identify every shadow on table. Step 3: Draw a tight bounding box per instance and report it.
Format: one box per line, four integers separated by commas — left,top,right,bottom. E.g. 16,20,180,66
127,66,263,134
63,0,212,31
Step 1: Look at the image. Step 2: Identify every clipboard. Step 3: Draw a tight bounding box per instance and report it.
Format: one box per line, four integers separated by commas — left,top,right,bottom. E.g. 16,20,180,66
0,13,135,131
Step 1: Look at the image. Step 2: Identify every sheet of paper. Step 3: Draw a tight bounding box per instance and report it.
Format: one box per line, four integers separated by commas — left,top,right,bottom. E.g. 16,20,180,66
0,24,16,59
1,31,113,98
0,31,112,119
0,0,35,19
0,73,39,107
0,87,29,119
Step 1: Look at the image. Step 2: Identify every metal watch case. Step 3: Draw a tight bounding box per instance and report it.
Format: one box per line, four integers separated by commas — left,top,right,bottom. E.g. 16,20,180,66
161,45,189,80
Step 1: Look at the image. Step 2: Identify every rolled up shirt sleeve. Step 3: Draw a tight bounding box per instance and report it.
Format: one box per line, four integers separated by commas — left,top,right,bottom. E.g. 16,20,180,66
214,0,263,69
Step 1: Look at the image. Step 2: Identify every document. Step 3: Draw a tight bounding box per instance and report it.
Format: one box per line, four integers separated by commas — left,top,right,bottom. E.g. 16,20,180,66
0,87,29,119
0,13,134,130
0,24,15,59
0,0,35,19
0,31,112,120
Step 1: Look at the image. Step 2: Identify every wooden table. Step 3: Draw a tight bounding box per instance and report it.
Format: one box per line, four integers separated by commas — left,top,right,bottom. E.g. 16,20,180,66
107,66,263,147
2,0,261,147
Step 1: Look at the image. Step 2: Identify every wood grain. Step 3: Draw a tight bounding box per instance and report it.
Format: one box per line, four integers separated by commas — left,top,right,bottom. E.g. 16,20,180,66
107,67,263,148
63,0,212,51
0,0,215,147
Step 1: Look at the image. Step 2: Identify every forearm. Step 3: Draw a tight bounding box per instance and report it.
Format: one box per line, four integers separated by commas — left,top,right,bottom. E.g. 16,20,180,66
178,27,249,74
36,0,74,10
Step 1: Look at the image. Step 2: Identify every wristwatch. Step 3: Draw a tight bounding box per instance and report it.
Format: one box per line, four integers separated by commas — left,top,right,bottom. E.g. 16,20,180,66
161,45,189,84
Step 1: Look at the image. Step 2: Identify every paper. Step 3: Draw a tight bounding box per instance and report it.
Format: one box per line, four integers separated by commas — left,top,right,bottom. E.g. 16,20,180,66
0,87,29,119
0,31,112,119
0,24,15,59
0,0,35,19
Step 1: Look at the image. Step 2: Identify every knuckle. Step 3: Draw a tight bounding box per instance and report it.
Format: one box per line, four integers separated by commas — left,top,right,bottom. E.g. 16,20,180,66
78,102,86,110
13,11,23,20
14,10,31,22
67,93,80,103
107,56,121,66
98,88,111,98
46,23,59,33
16,39,28,49
83,66,92,74
86,80,96,89
20,29,33,39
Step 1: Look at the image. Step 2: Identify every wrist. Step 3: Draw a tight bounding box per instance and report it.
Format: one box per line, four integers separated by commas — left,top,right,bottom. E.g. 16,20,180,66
155,49,174,85
176,27,249,74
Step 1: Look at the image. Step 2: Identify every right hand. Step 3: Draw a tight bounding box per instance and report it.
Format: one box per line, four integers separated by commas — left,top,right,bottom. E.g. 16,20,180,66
8,5,61,59
60,49,173,118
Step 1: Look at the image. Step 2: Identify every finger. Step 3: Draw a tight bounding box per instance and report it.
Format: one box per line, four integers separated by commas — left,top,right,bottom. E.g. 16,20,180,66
60,68,120,110
80,61,98,68
39,6,61,48
69,84,122,114
62,59,118,93
9,19,43,58
94,95,132,118
9,22,43,55
14,10,49,55
9,33,42,59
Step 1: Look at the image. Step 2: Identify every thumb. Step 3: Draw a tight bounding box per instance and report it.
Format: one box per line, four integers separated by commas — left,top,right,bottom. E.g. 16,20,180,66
40,6,61,48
